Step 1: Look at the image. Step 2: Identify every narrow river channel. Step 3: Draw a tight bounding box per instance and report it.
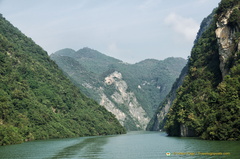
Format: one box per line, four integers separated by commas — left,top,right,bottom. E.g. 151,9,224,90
0,131,239,159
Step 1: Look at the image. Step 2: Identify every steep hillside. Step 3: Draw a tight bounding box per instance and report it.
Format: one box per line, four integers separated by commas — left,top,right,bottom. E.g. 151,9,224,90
147,65,188,131
147,9,216,131
165,0,240,140
0,15,125,146
51,48,187,130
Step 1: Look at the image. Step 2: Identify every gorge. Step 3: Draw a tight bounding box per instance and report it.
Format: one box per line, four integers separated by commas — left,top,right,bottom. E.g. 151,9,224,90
0,1,239,152
50,48,186,130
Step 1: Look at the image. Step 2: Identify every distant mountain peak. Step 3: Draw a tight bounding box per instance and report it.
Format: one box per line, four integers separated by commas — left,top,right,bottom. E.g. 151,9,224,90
78,47,95,52
51,47,187,130
52,48,76,57
136,59,160,64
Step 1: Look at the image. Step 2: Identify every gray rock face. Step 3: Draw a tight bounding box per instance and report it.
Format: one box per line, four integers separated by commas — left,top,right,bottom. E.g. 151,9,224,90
81,71,150,130
102,71,150,129
216,9,240,78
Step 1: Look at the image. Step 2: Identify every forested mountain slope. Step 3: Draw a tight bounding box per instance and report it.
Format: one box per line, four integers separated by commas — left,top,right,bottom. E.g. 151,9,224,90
51,48,187,130
165,0,240,140
147,65,188,131
0,15,125,146
147,9,216,132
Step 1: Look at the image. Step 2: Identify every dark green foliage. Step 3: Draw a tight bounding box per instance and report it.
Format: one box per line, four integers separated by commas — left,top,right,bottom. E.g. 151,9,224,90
165,0,240,140
216,0,239,14
229,8,240,28
0,15,125,145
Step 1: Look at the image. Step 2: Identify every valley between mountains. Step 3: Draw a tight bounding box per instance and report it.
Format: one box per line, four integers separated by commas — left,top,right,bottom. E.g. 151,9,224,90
50,48,186,130
1,0,240,146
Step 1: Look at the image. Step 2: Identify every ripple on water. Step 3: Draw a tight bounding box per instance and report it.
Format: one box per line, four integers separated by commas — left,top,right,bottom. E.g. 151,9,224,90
0,131,239,159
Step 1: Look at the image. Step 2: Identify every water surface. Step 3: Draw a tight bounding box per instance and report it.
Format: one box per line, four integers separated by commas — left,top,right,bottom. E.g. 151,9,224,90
0,131,239,159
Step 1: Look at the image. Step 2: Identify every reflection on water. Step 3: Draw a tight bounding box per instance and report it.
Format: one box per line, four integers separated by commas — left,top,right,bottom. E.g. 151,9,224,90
0,131,239,159
50,136,109,159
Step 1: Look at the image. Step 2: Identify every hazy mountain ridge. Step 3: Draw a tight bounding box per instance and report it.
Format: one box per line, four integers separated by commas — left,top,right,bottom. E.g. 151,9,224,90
51,48,187,130
147,65,188,131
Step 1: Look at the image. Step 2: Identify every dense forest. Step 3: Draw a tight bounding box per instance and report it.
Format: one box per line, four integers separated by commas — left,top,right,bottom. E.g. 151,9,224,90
165,0,240,140
0,15,125,146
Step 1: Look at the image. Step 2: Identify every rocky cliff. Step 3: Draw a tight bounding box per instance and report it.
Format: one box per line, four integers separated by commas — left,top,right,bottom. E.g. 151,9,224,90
102,71,150,129
165,0,240,140
216,6,240,77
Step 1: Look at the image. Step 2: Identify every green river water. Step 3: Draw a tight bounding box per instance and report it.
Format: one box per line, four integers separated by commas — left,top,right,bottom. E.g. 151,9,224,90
0,131,239,159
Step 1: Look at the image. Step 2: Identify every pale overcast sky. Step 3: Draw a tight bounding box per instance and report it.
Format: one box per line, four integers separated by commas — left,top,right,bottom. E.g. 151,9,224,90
0,0,221,63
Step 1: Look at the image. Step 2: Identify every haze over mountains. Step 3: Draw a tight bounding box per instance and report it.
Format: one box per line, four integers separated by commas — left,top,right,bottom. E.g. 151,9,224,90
51,48,187,130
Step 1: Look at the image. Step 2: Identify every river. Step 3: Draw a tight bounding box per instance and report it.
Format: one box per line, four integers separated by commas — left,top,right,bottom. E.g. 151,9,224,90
0,131,239,159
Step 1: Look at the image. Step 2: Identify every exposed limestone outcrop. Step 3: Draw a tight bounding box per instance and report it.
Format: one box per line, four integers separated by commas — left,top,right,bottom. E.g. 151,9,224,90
81,81,127,126
83,71,150,130
100,93,126,125
104,71,150,129
216,8,240,77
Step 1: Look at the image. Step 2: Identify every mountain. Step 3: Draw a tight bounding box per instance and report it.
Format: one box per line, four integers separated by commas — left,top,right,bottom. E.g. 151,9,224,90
51,48,187,130
165,0,240,140
147,8,216,131
0,15,125,146
146,65,188,131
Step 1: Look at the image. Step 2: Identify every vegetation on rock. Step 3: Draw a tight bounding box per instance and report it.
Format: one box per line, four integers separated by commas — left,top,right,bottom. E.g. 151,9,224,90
165,0,240,140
